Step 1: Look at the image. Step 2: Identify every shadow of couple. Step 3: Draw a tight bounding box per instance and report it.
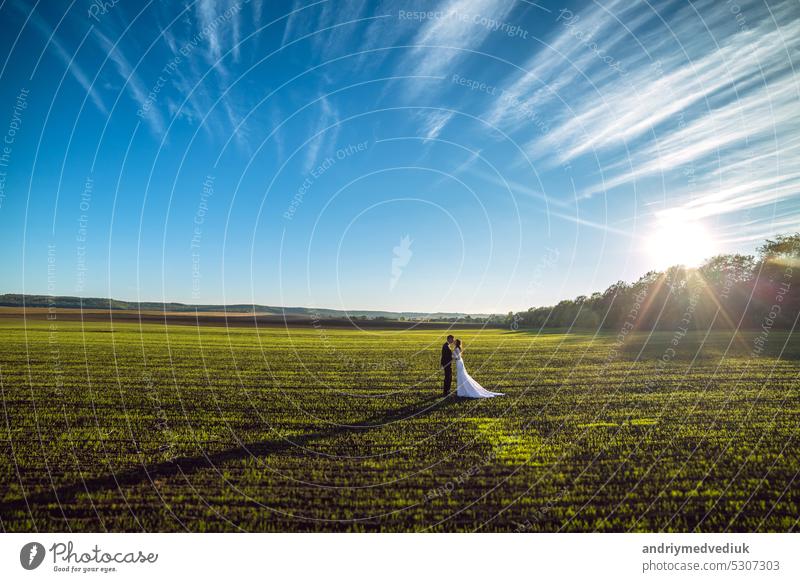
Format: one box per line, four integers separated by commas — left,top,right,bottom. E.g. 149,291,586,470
0,394,463,515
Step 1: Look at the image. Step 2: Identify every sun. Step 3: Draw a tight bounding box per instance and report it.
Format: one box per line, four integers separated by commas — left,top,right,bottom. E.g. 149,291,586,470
645,213,716,269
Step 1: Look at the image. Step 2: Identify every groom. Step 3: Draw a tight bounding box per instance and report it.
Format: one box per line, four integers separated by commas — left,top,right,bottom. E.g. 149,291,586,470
440,335,454,396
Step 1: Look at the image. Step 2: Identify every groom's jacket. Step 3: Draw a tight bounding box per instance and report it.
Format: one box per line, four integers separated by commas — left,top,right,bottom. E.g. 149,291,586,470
440,343,453,367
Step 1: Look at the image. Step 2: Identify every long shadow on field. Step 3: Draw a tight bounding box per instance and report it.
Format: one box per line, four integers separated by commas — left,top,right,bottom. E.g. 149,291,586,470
0,394,462,515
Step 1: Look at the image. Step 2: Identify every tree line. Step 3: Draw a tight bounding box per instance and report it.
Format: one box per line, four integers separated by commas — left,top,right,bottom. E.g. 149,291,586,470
506,233,799,331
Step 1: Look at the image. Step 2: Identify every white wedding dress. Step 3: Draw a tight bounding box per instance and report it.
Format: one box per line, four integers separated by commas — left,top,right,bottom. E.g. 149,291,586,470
454,348,503,398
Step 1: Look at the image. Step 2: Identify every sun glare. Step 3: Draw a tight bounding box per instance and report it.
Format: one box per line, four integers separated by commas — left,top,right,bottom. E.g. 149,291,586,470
645,214,716,270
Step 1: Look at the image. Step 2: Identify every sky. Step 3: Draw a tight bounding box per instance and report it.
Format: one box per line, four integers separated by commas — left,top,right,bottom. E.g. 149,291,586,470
0,0,798,313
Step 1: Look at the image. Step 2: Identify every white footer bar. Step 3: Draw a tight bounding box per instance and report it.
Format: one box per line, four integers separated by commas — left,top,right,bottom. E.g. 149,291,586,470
2,533,797,581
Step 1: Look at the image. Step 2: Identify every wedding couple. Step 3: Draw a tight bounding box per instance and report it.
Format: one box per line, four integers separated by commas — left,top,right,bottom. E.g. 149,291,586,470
440,335,503,398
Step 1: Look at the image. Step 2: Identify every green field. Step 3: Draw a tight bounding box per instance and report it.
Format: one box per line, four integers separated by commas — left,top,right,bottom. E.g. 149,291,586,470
1,318,798,532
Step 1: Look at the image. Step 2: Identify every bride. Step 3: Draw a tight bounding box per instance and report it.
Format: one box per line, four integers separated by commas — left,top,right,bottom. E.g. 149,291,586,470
453,339,504,398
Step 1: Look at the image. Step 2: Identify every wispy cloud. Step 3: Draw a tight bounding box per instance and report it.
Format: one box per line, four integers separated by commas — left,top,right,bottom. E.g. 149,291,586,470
465,166,572,210
251,0,264,22
281,0,372,58
197,0,222,61
270,105,286,164
714,214,800,245
486,0,800,240
304,95,340,173
231,2,242,61
93,29,165,135
550,209,634,238
485,0,643,128
542,15,800,171
354,0,412,70
159,2,252,148
25,8,107,115
400,0,513,92
280,0,303,47
419,110,454,141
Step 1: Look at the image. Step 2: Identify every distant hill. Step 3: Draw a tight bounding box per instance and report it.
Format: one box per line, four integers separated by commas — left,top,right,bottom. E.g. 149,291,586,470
0,294,497,322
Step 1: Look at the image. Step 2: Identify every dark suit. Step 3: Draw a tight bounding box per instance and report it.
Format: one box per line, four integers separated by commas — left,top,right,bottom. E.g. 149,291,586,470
440,342,453,395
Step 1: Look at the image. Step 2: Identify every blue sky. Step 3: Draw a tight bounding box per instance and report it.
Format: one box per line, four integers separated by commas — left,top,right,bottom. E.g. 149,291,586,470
0,0,798,313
